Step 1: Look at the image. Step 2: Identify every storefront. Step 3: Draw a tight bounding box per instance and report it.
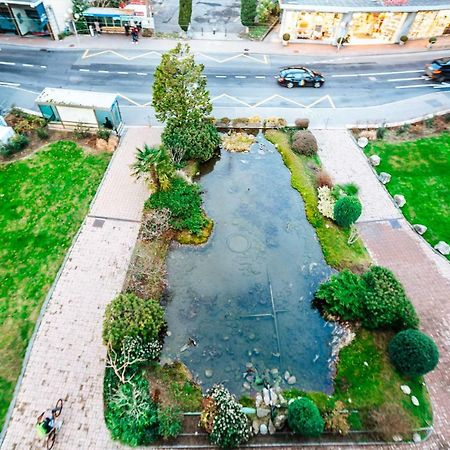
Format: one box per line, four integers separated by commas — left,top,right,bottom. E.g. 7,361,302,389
279,0,450,45
0,0,50,36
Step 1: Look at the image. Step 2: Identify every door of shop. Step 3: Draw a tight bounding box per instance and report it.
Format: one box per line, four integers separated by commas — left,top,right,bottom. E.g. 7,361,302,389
348,12,405,44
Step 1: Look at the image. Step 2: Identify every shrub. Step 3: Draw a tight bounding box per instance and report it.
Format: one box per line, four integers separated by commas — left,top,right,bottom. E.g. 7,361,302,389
265,117,287,128
287,397,324,437
256,0,280,23
359,129,377,141
410,123,423,135
221,132,255,152
218,117,231,125
361,266,419,330
376,125,387,140
316,169,333,188
105,373,159,446
103,293,166,350
334,196,362,228
283,32,290,41
179,0,192,31
331,183,359,199
97,127,111,140
36,127,49,140
241,0,257,26
324,401,349,435
146,177,207,235
399,35,408,43
388,329,439,377
73,122,90,139
231,117,249,127
295,118,310,129
158,406,183,439
424,117,435,129
317,186,335,219
315,269,366,321
292,130,318,156
1,134,29,157
367,404,413,441
204,384,251,448
396,123,410,135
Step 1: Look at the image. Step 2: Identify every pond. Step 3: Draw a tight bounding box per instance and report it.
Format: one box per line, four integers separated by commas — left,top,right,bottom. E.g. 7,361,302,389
162,134,336,396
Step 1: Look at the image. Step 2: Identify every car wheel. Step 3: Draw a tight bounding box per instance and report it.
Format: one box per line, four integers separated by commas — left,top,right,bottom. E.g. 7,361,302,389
286,82,294,89
314,81,322,88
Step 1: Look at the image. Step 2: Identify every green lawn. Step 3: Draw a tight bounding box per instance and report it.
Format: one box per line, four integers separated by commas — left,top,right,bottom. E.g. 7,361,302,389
0,141,110,426
365,133,450,259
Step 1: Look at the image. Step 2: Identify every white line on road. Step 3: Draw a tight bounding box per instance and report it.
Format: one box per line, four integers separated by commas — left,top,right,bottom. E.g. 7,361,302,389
117,71,129,74
98,70,109,73
136,72,147,76
40,65,46,69
235,75,246,79
332,69,423,78
255,76,266,79
22,63,34,67
215,75,227,78
395,84,439,89
0,81,20,86
0,61,15,66
369,76,377,81
387,77,424,82
79,68,90,72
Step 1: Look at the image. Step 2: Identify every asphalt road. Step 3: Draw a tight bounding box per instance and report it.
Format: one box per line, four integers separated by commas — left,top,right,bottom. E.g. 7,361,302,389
0,44,449,123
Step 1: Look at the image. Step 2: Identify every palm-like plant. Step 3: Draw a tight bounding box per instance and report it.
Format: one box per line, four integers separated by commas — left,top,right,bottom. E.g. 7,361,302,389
132,145,174,191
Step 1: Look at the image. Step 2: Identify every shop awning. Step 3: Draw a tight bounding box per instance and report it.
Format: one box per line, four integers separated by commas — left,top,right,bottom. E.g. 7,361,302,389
0,0,42,6
82,7,133,18
279,0,450,12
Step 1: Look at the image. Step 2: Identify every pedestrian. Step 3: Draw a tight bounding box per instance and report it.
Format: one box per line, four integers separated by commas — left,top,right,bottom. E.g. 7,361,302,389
94,21,101,36
124,23,130,36
131,26,139,44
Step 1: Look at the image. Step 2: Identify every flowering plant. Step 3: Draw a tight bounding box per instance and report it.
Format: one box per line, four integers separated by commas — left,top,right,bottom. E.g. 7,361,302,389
317,186,335,219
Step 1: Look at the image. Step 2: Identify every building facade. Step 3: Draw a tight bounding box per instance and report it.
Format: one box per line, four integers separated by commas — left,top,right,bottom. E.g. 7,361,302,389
279,0,450,44
0,0,72,39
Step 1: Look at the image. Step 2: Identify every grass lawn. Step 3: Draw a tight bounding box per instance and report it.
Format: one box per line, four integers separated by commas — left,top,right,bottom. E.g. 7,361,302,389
364,133,450,259
266,130,370,272
0,141,110,426
247,24,271,40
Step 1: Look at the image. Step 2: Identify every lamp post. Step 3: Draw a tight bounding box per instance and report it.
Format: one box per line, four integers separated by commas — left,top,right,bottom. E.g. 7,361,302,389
65,8,80,42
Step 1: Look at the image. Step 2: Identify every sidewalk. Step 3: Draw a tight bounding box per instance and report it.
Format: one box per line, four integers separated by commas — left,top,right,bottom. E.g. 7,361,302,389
313,129,450,450
0,127,161,450
1,33,449,56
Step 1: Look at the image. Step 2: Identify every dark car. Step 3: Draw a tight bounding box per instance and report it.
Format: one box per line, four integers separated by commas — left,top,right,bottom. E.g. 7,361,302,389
425,57,450,82
277,67,325,88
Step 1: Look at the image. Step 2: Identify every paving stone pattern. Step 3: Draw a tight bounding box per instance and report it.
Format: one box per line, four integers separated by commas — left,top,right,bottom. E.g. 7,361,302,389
0,127,161,450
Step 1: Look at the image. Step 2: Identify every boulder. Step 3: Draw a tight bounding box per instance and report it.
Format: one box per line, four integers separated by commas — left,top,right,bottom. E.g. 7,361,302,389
205,369,213,378
268,419,276,435
411,395,420,406
274,414,287,430
278,394,288,407
392,434,403,442
259,424,268,435
255,393,263,407
96,138,108,152
243,382,251,390
378,172,391,184
358,136,369,148
287,375,297,385
413,224,427,235
394,194,406,207
400,385,411,395
413,432,422,443
252,419,260,435
256,407,271,418
284,371,290,381
369,154,381,166
434,241,450,255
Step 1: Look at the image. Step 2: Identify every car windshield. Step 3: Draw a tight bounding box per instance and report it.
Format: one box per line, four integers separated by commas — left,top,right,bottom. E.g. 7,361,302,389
435,57,450,65
430,62,442,70
280,69,303,77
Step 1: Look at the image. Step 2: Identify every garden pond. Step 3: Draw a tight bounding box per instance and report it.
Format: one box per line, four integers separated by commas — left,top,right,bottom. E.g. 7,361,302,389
162,135,339,396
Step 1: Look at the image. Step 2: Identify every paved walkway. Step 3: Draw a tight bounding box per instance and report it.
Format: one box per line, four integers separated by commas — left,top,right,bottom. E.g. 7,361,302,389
0,127,161,450
314,130,450,450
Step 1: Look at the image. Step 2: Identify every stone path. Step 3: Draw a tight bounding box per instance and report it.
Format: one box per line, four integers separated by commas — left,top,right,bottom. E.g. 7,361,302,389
313,130,450,450
0,127,161,450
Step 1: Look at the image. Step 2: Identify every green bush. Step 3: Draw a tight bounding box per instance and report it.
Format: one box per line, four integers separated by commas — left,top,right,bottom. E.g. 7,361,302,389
241,0,257,26
376,126,388,140
36,127,49,140
334,196,362,228
0,134,29,157
158,406,183,439
331,183,359,199
103,293,166,350
97,127,111,140
287,397,324,437
178,0,192,31
73,122,90,139
292,130,318,156
362,266,419,330
388,329,439,377
314,269,366,321
105,372,159,446
146,177,207,235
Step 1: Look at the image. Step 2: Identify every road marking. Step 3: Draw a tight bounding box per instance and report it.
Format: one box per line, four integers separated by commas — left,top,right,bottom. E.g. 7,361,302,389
215,75,227,78
332,69,423,78
395,84,439,89
369,76,377,81
79,68,90,72
0,84,39,94
0,61,15,65
136,72,147,76
40,65,46,69
255,76,266,79
387,76,424,82
98,70,110,73
22,63,34,67
433,82,450,89
0,81,20,86
117,71,129,74
235,75,246,79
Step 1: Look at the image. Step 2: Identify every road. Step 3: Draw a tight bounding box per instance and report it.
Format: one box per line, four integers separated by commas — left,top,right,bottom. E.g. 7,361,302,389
0,44,449,125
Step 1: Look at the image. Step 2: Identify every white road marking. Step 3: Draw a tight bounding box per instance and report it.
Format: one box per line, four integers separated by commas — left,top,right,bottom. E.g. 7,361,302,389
387,76,424,82
117,71,129,74
98,70,110,73
255,76,266,79
433,82,450,89
40,65,46,69
79,68,90,72
0,61,15,66
395,84,439,89
22,63,34,67
136,72,147,76
215,75,227,78
235,75,246,79
369,76,377,81
332,69,423,78
0,81,20,86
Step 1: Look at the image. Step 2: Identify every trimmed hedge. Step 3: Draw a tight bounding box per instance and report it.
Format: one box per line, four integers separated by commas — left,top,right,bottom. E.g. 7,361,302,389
388,329,439,377
179,0,192,31
334,196,362,228
287,397,324,437
240,0,257,26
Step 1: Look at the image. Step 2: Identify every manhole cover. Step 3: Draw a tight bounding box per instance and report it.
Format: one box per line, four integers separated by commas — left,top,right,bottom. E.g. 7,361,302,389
227,234,250,253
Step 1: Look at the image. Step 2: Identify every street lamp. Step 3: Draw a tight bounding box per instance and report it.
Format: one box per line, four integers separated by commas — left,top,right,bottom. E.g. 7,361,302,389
65,8,80,42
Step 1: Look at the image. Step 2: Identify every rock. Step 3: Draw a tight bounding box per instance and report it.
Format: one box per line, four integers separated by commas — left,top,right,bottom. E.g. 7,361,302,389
243,382,251,390
257,407,271,418
434,241,450,255
369,154,381,166
394,194,406,207
378,172,391,184
413,224,427,235
263,392,271,406
108,134,119,148
287,376,296,385
259,424,268,435
96,138,108,152
268,419,276,435
252,419,259,435
249,333,256,341
246,362,253,369
205,369,213,378
284,371,290,381
358,136,369,148
411,395,420,406
274,414,286,430
363,361,369,367
392,434,403,442
255,393,263,407
278,394,287,407
400,385,411,395
413,432,422,443
271,368,279,376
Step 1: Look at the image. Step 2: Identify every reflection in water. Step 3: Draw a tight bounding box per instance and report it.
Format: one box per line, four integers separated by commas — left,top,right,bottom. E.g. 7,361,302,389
162,135,335,396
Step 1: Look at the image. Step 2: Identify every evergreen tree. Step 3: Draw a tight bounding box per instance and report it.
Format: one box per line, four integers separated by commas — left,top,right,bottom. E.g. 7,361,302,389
241,0,257,26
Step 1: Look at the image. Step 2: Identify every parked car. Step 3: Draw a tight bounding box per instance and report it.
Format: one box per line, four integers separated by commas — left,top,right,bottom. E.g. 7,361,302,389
425,57,450,82
277,67,325,88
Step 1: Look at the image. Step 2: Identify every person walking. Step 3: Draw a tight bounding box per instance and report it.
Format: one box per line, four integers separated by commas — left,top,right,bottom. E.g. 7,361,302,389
131,26,139,44
94,21,102,36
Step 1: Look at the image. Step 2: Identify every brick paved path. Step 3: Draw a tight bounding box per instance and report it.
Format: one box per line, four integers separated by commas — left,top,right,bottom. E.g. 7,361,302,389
0,127,161,450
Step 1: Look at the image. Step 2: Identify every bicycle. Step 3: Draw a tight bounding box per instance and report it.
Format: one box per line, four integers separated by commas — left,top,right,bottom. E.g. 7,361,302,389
36,399,63,449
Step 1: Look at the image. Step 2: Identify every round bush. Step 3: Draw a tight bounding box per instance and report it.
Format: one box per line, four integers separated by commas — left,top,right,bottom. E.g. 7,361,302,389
292,130,318,156
333,195,362,228
388,329,439,377
103,293,166,349
287,398,324,437
295,118,310,129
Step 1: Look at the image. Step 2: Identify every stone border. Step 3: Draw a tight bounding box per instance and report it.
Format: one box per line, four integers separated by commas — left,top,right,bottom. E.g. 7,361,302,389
0,130,126,447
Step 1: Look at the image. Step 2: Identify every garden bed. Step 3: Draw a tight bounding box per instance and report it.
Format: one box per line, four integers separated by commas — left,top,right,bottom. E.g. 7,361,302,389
0,141,111,427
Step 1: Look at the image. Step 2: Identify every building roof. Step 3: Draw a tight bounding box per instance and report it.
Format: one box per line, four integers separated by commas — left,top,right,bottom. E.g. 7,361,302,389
279,0,450,11
36,88,117,109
